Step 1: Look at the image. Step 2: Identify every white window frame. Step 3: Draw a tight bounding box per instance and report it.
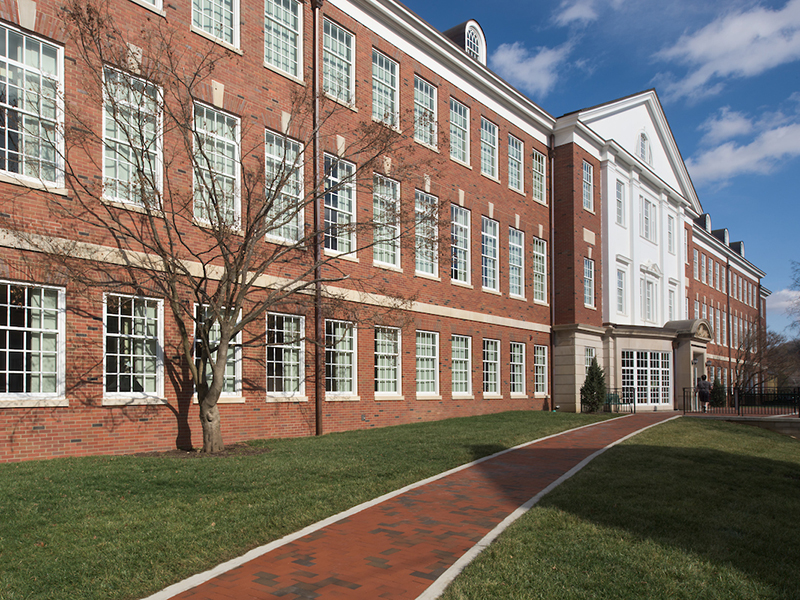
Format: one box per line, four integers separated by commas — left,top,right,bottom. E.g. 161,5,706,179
451,204,471,284
533,345,547,395
509,227,525,298
324,154,356,255
0,24,63,186
532,149,546,204
708,259,713,289
265,130,303,242
641,278,657,323
193,103,240,227
413,75,437,147
482,338,500,396
102,67,162,207
615,180,625,226
192,0,239,48
415,189,438,276
693,249,699,280
669,289,676,321
266,312,305,400
451,334,472,397
372,49,398,127
373,174,400,268
585,346,596,377
668,215,675,254
194,305,242,399
509,341,526,395
480,117,498,178
532,237,547,303
322,18,354,105
617,269,626,314
641,196,656,243
325,319,356,399
508,135,523,192
584,258,595,308
450,98,470,165
103,293,164,404
374,326,401,396
264,0,302,79
582,161,593,211
481,216,499,291
0,281,66,406
416,330,439,396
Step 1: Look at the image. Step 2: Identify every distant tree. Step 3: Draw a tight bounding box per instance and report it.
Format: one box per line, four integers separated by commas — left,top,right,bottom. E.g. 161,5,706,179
581,358,606,412
790,260,800,333
710,378,726,407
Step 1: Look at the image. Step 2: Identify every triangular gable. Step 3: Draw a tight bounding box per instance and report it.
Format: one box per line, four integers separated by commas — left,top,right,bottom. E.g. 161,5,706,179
574,90,702,215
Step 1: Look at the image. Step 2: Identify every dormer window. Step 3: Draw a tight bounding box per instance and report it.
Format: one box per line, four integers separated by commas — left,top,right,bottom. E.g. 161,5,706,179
444,20,487,66
466,27,481,60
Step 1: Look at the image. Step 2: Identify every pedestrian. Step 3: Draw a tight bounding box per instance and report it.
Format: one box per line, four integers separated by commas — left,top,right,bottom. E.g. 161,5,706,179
696,374,713,413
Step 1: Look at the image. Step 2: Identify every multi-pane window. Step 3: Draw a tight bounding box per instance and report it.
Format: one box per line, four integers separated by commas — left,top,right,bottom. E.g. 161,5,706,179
105,294,161,397
701,254,707,284
668,215,675,253
193,104,239,225
325,319,354,395
414,76,436,147
324,155,355,254
480,118,498,178
582,161,593,211
372,49,398,126
416,331,439,394
451,335,472,395
615,180,625,226
481,217,499,291
192,0,238,46
0,282,62,398
669,289,676,321
722,311,727,346
638,133,648,161
103,69,160,206
708,260,714,290
195,306,240,396
585,347,596,377
266,313,304,397
694,300,699,319
641,197,656,242
641,279,656,322
532,150,546,204
509,342,525,395
533,345,547,395
264,0,301,78
451,205,470,284
373,174,400,267
532,237,547,303
617,269,626,314
508,135,523,192
322,19,353,104
466,26,481,60
716,310,721,344
482,338,500,394
584,258,595,307
0,24,60,184
622,350,671,405
265,131,303,241
693,249,699,280
374,327,400,395
415,190,438,275
450,98,469,164
508,228,524,298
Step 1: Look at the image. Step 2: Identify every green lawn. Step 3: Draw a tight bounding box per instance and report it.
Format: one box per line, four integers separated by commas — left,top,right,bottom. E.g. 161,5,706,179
441,418,800,600
0,410,609,600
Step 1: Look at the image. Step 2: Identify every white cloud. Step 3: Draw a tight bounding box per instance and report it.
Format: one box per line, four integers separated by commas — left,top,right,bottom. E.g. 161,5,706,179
489,41,574,98
768,288,800,314
654,0,800,101
698,107,753,145
687,121,800,183
553,0,599,26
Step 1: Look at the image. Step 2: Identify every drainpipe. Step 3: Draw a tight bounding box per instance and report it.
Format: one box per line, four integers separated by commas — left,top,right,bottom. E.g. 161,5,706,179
313,0,324,435
726,257,731,398
548,134,555,411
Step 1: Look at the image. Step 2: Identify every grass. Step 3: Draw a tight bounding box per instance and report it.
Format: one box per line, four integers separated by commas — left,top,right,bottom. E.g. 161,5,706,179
440,418,800,600
0,410,610,600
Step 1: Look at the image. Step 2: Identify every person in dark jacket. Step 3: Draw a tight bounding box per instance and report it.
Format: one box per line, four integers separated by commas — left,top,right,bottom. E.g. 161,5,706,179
696,374,713,413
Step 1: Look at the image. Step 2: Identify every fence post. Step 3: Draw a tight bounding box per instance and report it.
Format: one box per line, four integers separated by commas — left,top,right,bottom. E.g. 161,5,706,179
734,387,739,416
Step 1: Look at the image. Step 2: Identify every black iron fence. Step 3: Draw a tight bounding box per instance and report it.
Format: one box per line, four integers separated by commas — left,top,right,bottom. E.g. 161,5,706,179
682,387,800,417
581,388,636,414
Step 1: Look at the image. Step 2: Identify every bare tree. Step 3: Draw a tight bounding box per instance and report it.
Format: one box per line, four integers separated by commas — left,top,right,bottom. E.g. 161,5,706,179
790,260,800,332
4,1,442,452
730,320,770,392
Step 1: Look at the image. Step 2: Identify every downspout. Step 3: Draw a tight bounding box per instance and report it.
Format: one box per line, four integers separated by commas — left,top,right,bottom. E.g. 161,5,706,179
548,134,555,411
313,0,324,435
726,257,731,391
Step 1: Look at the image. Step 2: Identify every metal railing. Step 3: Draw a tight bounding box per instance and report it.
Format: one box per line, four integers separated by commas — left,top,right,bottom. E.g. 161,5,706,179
683,387,800,417
581,388,637,414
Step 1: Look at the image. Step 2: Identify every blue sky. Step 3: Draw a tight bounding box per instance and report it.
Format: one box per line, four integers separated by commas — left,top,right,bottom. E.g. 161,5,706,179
400,0,800,336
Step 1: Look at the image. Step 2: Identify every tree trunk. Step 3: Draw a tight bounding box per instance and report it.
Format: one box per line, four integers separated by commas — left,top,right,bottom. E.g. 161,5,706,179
199,399,224,453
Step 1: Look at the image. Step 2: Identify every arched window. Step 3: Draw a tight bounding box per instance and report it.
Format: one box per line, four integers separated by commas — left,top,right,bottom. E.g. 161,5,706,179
466,27,481,61
638,133,649,162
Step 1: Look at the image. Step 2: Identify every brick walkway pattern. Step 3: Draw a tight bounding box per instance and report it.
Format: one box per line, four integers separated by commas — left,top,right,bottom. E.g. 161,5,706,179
154,412,677,600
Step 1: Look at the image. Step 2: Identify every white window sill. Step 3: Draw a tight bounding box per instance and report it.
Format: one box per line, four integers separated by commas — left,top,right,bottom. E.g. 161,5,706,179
128,0,166,16
453,394,474,400
416,394,442,401
323,92,357,112
326,249,359,262
190,26,242,55
0,397,69,409
509,185,525,196
266,395,308,403
451,279,473,289
0,172,68,196
414,139,439,153
510,294,527,302
510,393,528,399
483,393,503,399
263,62,304,86
325,395,361,402
372,116,402,134
374,261,402,273
533,197,548,207
533,299,549,307
375,394,404,401
265,234,301,246
481,171,500,184
103,396,168,407
482,287,501,296
102,196,155,214
192,395,246,404
450,156,472,170
415,270,440,281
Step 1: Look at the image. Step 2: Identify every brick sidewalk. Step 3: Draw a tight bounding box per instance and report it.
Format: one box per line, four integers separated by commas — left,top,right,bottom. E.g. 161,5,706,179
146,412,678,600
